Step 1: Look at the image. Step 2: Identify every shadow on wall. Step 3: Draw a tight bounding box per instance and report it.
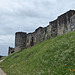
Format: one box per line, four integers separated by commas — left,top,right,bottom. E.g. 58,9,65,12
30,37,35,46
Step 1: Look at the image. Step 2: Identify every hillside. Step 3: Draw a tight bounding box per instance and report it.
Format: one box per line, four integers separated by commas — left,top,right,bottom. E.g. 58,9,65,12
0,31,75,75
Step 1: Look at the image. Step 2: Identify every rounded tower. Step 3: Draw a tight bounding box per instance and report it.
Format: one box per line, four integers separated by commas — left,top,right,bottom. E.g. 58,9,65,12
15,32,27,52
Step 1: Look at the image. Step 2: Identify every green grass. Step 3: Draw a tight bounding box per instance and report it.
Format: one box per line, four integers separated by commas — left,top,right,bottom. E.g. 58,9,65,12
0,56,2,59
0,56,5,60
0,31,75,75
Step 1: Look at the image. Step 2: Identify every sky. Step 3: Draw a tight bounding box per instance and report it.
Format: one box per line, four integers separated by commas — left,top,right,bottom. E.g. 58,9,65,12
0,0,75,56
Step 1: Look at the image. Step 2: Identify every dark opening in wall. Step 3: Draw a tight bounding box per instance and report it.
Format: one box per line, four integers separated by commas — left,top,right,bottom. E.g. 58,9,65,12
11,51,14,54
30,37,34,46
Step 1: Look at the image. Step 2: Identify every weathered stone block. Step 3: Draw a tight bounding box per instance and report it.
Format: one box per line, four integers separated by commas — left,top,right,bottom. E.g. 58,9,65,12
70,14,75,31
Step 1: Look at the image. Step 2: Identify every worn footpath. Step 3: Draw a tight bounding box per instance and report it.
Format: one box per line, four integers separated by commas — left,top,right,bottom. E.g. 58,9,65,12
0,59,6,75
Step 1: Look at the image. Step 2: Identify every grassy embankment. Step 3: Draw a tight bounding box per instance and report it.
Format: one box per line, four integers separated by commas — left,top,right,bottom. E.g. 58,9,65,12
0,31,75,75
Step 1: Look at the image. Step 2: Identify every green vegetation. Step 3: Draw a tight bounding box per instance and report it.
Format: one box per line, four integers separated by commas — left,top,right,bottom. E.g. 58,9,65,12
0,31,75,75
0,56,2,58
0,56,3,60
0,56,6,60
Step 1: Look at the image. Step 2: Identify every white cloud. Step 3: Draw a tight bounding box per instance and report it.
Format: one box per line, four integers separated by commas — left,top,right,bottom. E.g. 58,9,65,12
0,35,15,56
0,35,15,45
0,0,75,56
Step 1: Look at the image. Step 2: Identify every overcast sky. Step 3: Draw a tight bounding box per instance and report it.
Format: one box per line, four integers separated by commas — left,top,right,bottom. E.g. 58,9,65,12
0,0,75,56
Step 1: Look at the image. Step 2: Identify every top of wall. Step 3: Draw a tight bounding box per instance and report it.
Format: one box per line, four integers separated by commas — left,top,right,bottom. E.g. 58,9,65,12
16,10,75,35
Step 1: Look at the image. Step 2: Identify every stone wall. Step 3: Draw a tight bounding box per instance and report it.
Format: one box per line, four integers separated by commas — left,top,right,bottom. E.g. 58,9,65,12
57,10,75,35
70,14,75,31
8,10,75,54
14,10,75,52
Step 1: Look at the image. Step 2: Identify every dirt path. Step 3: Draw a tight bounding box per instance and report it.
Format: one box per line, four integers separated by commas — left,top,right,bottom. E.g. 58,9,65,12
0,68,6,75
0,59,4,63
0,59,6,75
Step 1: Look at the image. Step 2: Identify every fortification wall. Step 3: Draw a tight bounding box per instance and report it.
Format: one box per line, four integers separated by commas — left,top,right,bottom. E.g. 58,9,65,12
8,10,75,54
14,10,75,52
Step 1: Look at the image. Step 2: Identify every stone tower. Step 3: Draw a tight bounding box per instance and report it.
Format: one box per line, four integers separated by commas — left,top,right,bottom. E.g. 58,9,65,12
15,32,27,52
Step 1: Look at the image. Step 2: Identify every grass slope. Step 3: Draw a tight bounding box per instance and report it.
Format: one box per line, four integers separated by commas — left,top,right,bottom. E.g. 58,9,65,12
0,31,75,75
0,56,3,60
0,56,2,59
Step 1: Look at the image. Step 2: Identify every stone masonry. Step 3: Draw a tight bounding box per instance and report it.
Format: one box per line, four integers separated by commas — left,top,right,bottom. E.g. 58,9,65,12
70,14,75,31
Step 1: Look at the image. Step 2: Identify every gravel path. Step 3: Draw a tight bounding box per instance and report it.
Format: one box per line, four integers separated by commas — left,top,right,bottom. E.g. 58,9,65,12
0,59,6,75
